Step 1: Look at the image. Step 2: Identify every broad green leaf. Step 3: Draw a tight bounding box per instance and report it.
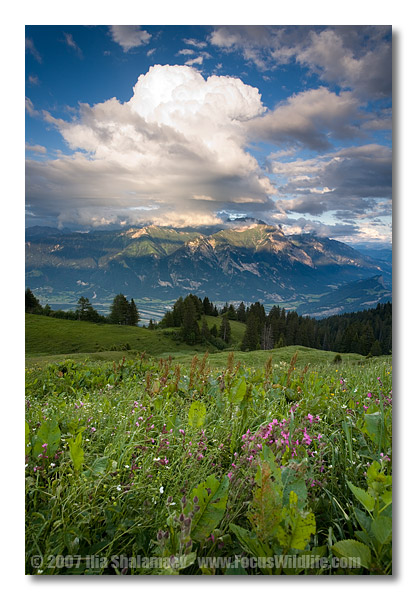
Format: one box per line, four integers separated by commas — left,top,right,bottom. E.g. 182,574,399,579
230,378,246,404
260,445,282,482
85,456,109,478
68,432,84,471
277,506,316,551
347,481,375,512
363,412,384,446
188,401,206,429
282,465,308,508
32,419,61,460
189,474,229,543
355,530,373,547
371,516,392,545
381,490,392,507
229,523,273,564
354,507,372,534
332,539,371,569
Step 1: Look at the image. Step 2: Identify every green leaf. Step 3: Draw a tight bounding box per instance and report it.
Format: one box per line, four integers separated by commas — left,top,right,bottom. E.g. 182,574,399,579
189,474,229,543
371,516,392,545
354,507,372,534
68,432,84,472
281,465,308,508
332,539,371,569
188,401,206,429
347,481,375,512
32,419,61,460
229,523,273,562
277,506,316,551
85,456,109,478
363,412,384,446
230,378,246,404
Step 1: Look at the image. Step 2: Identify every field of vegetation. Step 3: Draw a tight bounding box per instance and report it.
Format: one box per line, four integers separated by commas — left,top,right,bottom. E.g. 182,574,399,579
25,340,392,575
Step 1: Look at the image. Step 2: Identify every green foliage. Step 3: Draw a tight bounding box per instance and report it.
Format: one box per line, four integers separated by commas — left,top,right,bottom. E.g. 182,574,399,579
188,401,206,429
187,474,229,543
68,432,84,472
25,346,392,575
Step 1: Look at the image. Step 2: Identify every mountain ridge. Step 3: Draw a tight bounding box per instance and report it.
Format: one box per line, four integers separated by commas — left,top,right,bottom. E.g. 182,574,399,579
25,223,392,315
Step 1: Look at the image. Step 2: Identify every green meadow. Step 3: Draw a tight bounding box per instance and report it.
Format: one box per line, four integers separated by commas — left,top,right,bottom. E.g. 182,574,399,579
25,314,392,575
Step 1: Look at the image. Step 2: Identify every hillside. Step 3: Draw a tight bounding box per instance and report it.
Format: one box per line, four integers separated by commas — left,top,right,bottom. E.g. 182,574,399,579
25,313,246,358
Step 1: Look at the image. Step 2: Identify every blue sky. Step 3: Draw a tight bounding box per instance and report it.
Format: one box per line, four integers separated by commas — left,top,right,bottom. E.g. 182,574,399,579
25,24,392,245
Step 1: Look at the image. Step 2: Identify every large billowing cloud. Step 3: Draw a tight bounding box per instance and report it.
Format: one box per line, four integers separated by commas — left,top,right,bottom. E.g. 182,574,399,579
25,62,391,239
26,65,275,228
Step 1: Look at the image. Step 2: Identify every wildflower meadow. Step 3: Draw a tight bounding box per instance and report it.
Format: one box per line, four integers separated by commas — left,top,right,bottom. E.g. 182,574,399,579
25,351,392,575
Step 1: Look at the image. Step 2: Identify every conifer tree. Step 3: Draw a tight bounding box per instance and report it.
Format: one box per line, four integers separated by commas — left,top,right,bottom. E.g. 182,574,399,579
25,288,42,314
219,315,231,343
241,313,260,351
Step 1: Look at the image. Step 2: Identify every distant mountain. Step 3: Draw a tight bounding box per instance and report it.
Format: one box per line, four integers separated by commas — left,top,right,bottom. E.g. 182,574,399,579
296,275,392,318
25,223,391,315
350,243,392,264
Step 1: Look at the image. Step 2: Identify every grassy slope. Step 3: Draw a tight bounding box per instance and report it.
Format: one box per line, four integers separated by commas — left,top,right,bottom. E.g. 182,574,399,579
25,314,246,358
25,314,375,371
25,314,199,357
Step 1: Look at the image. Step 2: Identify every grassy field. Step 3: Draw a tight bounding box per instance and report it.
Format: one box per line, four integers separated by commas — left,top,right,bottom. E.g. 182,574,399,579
25,314,225,357
25,315,392,575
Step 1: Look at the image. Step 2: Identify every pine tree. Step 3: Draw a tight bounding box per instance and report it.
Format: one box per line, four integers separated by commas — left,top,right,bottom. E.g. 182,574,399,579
128,298,140,326
25,288,42,313
76,296,93,321
219,315,231,343
181,295,200,344
261,323,274,350
202,297,212,315
210,324,218,337
237,302,246,322
201,317,210,341
241,313,260,351
108,294,131,325
227,304,237,320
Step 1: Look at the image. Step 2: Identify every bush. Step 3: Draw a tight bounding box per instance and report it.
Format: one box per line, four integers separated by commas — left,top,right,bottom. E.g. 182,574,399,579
333,353,342,363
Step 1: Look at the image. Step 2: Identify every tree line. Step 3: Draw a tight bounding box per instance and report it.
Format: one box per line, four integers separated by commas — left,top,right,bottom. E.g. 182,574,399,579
25,289,140,326
159,293,391,356
26,287,392,356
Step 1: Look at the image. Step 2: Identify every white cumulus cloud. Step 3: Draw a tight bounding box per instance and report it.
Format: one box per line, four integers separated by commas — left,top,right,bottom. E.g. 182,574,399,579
26,65,275,228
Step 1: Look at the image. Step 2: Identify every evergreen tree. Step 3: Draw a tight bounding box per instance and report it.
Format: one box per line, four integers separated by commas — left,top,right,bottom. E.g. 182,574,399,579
75,296,93,321
370,339,382,356
201,316,210,341
202,296,212,315
181,296,200,344
210,324,218,337
219,315,232,343
227,304,237,320
172,297,185,326
128,298,140,326
25,288,42,314
236,302,247,322
241,313,260,351
261,323,274,350
108,294,131,325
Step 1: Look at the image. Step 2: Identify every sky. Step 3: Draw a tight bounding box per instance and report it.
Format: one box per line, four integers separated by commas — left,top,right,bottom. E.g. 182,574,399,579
25,24,392,245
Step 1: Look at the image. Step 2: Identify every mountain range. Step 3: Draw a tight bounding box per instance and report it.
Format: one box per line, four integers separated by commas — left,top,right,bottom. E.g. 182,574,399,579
25,223,392,317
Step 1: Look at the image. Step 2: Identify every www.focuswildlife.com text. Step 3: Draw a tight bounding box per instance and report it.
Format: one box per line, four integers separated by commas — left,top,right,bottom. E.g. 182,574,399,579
31,553,362,571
